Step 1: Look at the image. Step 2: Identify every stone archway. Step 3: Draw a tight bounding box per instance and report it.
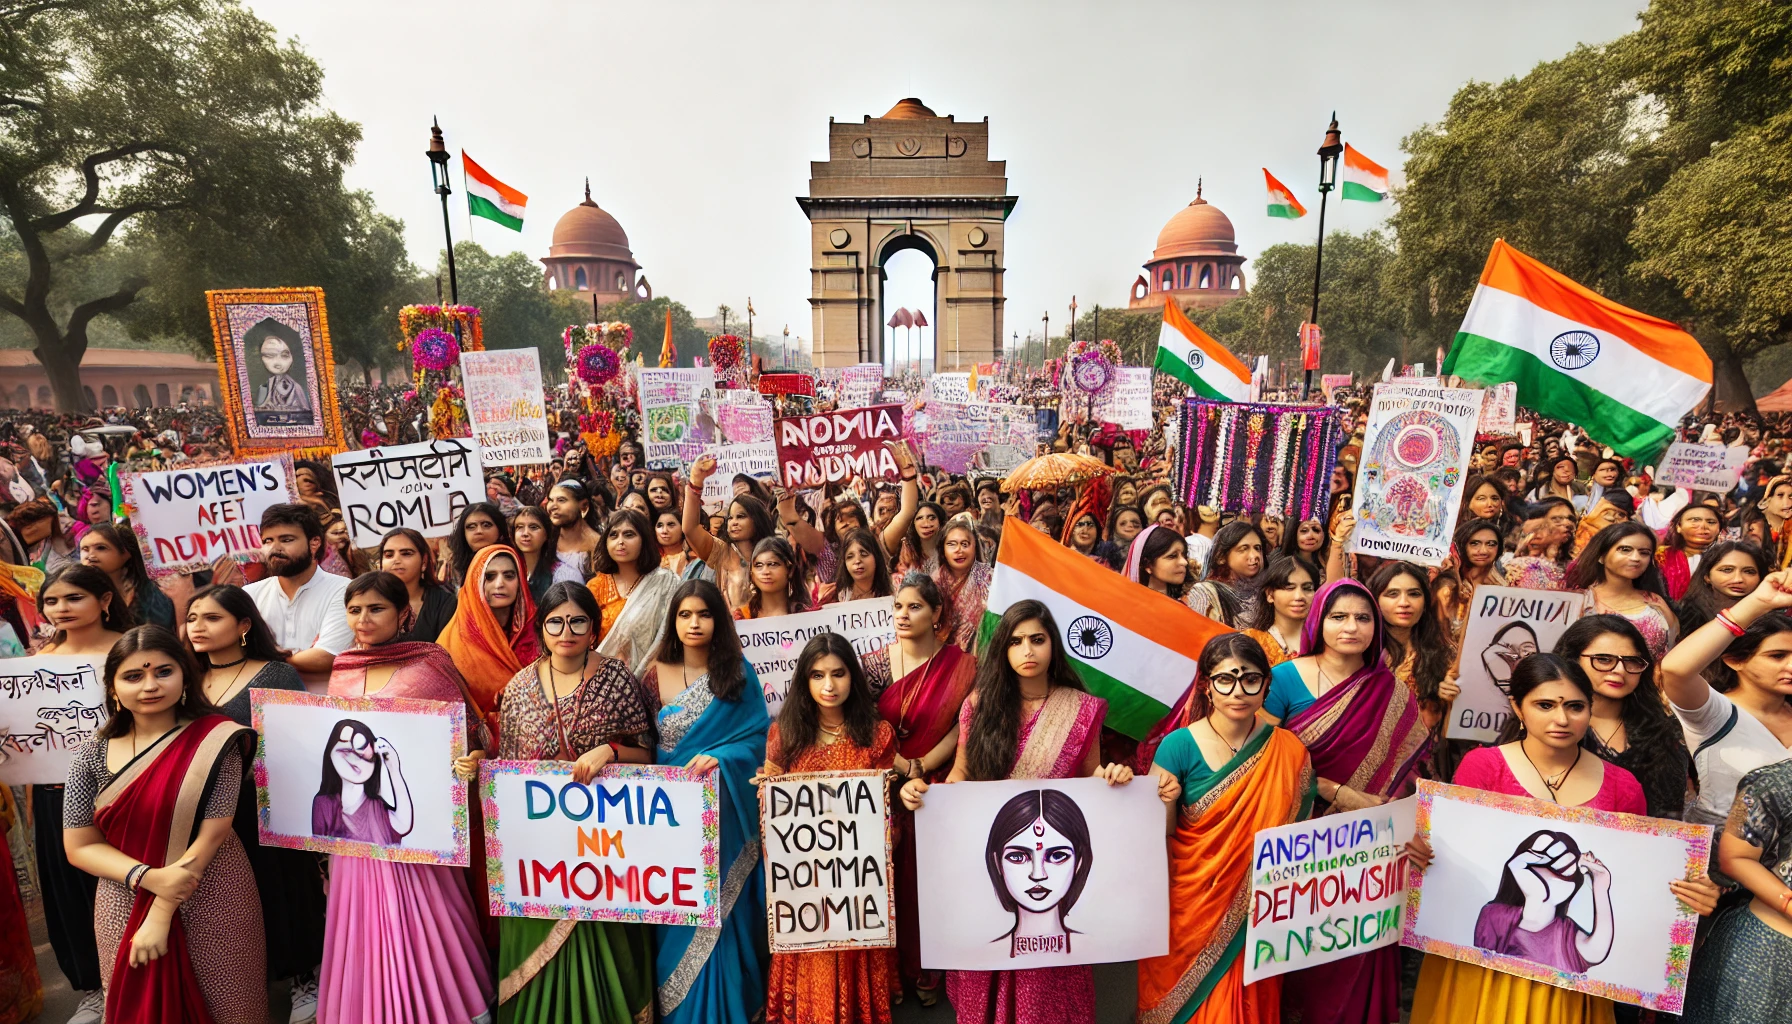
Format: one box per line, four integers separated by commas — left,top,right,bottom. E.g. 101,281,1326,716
878,232,941,374
798,98,1016,370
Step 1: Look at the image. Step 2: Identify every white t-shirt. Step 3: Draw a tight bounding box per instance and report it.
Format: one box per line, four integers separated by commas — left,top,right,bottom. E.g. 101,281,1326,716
1672,687,1792,827
245,568,353,657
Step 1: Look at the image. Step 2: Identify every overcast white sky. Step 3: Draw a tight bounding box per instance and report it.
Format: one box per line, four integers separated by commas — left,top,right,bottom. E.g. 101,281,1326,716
244,0,1646,359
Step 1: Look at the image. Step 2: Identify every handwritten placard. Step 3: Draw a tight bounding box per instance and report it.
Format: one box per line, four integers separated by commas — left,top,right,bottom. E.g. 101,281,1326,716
638,367,717,469
735,599,896,714
331,437,485,548
461,348,551,466
1349,384,1482,566
1244,797,1416,983
1090,367,1153,431
701,441,779,507
1478,382,1517,435
717,395,774,445
775,405,903,490
838,364,884,409
926,373,973,404
1656,442,1747,494
762,770,895,952
1449,587,1589,743
0,656,105,785
921,401,1037,474
119,455,297,578
481,761,719,927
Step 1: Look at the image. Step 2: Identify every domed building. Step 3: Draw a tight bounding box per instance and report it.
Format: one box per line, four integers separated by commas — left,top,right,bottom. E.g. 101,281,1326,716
1128,180,1245,311
541,180,651,304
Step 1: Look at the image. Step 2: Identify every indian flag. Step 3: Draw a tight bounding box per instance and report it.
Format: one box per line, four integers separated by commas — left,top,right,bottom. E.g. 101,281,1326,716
1264,169,1306,219
981,522,1230,739
1341,143,1388,202
1155,299,1251,402
1444,239,1711,459
463,153,527,231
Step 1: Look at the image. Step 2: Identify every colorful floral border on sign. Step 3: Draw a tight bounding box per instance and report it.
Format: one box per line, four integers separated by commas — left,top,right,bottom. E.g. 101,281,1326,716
1173,398,1343,520
205,286,347,458
398,304,485,439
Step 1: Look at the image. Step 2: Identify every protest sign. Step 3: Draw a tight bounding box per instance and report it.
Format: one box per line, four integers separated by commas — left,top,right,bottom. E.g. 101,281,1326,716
927,373,974,404
775,404,904,489
717,395,774,445
460,349,551,465
971,444,1033,476
1448,587,1589,742
638,367,717,468
701,441,780,507
1245,797,1417,984
0,655,105,785
1656,442,1748,494
1090,367,1153,431
481,762,718,927
252,689,468,865
736,598,896,714
1405,780,1712,1012
331,437,485,548
915,776,1168,969
118,455,297,578
922,402,1036,474
762,770,894,952
839,364,884,409
1478,382,1517,435
1348,385,1482,566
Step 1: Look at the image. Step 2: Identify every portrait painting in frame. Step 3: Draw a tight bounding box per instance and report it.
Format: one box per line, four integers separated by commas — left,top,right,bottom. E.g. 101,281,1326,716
207,286,345,456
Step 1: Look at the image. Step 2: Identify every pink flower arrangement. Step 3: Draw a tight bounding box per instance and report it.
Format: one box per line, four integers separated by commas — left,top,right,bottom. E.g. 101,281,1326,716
576,343,621,386
411,328,460,371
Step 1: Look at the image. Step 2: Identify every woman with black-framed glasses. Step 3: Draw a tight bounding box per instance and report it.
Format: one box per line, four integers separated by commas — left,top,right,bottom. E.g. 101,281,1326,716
494,580,658,1024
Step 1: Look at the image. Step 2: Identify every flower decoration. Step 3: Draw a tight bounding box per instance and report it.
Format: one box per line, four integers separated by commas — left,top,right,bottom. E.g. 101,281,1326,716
1070,350,1113,395
708,334,743,370
411,328,459,371
576,343,621,386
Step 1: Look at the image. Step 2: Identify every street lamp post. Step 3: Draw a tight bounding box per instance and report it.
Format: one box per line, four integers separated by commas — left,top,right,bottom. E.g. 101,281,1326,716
1305,114,1344,401
1041,311,1049,368
782,325,790,369
426,118,458,303
1069,296,1078,344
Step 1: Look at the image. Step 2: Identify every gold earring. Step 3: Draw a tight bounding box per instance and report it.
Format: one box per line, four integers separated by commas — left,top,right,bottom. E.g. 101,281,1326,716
239,632,248,647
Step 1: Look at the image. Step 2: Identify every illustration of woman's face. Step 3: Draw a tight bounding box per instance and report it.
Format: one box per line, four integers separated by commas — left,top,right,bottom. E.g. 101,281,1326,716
331,725,376,784
1000,816,1078,914
1483,624,1539,694
1520,833,1581,906
259,336,294,375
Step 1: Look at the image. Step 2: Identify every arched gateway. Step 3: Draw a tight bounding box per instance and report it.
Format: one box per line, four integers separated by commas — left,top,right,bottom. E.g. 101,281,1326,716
798,98,1016,370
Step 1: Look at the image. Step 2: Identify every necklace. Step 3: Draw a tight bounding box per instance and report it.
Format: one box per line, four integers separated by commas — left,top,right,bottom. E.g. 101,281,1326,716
1202,714,1246,755
892,643,939,741
1591,718,1626,751
205,659,250,704
818,719,844,743
208,655,247,669
1519,740,1582,803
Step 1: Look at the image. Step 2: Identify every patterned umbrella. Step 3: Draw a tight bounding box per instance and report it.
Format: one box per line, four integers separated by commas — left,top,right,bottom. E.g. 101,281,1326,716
1000,451,1117,493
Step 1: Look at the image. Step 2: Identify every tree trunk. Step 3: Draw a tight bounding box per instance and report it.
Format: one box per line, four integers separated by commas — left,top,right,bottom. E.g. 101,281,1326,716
1711,340,1758,417
27,317,92,413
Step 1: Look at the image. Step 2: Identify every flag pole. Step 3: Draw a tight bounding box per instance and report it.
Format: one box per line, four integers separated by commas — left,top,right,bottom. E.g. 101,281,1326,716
426,118,458,303
1307,114,1343,401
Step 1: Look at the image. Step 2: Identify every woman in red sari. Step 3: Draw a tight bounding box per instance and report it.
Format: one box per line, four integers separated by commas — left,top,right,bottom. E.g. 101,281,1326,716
861,572,976,1005
755,632,900,1024
62,624,264,1024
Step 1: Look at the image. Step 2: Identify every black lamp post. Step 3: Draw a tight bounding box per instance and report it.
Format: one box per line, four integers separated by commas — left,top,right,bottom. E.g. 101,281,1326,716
1306,114,1343,400
427,118,458,303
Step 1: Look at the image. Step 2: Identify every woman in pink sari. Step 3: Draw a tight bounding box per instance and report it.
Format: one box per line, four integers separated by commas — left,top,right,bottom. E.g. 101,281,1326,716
934,516,991,653
863,571,977,1005
1272,579,1432,1024
316,571,495,1024
900,600,1177,1024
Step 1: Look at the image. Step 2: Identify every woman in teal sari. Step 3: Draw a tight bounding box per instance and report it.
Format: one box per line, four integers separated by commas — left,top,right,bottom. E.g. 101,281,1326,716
641,578,768,1024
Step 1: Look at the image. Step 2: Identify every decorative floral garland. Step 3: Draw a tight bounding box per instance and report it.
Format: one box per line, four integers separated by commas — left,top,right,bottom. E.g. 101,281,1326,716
395,305,484,440
411,328,459,371
575,342,621,386
1069,349,1113,396
1175,399,1344,518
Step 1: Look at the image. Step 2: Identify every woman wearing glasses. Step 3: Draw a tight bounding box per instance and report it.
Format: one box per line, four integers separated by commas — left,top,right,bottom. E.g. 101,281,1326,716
1139,633,1315,1024
1551,616,1691,819
494,582,659,1024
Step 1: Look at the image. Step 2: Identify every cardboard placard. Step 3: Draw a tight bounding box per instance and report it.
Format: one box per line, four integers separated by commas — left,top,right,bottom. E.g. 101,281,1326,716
481,761,719,927
775,405,903,490
330,437,485,548
638,367,718,469
1478,382,1517,435
717,396,774,446
1448,587,1590,742
118,455,297,578
921,401,1037,474
0,655,105,785
762,770,895,952
735,598,897,715
461,348,551,466
1656,442,1747,494
838,364,884,409
701,441,780,507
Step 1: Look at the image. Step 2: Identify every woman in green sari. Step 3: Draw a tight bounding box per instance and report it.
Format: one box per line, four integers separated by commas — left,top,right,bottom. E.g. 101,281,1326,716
495,581,660,1023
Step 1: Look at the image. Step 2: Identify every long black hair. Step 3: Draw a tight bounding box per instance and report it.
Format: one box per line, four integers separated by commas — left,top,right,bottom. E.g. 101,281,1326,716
723,493,777,550
1252,554,1320,631
317,719,383,802
591,508,662,577
1565,522,1670,599
983,790,1093,926
1278,515,1331,566
80,522,154,609
1677,539,1768,636
747,536,809,616
1458,473,1516,536
776,633,880,765
39,563,132,645
1204,521,1267,584
1497,653,1594,744
510,506,562,599
1133,527,1188,599
1367,561,1455,702
1709,609,1792,695
831,527,894,600
1550,614,1687,813
964,601,1085,781
652,579,748,701
98,624,222,739
446,501,512,586
1451,517,1506,577
1488,829,1584,917
184,583,286,666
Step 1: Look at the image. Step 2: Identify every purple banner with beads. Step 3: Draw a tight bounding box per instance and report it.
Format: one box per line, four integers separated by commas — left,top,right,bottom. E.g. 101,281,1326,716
1172,399,1343,521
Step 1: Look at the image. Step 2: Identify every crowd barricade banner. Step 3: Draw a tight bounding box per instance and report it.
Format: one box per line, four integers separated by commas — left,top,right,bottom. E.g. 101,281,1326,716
775,405,904,489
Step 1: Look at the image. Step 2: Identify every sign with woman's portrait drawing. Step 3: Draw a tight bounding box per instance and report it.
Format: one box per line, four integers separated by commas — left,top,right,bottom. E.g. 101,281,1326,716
1448,587,1589,742
206,287,345,456
251,688,467,866
913,777,1168,970
1404,781,1712,1012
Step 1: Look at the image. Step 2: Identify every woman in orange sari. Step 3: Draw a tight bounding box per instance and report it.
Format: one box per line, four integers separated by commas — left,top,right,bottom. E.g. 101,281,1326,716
1139,633,1314,1024
438,544,539,745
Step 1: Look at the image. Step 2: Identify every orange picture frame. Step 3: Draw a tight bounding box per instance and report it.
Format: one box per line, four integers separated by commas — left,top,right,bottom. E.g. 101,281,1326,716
206,286,345,457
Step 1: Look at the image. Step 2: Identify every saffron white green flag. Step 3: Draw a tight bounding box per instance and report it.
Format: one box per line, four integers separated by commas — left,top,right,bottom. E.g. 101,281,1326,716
463,152,527,231
1341,144,1389,202
1155,299,1251,402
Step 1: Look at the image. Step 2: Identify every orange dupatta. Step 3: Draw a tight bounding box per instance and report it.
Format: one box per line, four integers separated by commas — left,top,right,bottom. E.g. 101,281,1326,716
437,543,538,744
1138,726,1313,1024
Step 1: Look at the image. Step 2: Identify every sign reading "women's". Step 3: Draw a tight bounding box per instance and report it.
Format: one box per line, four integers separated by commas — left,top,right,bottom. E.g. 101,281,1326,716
119,455,297,577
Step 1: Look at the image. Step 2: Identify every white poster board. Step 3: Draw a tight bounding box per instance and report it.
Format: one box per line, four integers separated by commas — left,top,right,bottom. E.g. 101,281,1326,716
118,455,298,578
1091,367,1154,431
839,364,885,409
1656,442,1747,494
762,770,894,951
0,655,105,785
252,689,468,865
461,348,551,466
1348,384,1482,566
638,367,717,468
1245,797,1417,983
914,777,1169,970
1405,781,1712,1013
330,437,485,548
926,373,973,404
701,441,779,508
735,599,896,715
481,761,719,927
1448,587,1590,742
1478,382,1517,435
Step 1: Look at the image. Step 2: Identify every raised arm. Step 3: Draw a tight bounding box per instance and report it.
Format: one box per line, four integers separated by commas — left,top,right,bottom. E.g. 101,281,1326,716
879,441,921,559
684,455,720,561
777,487,827,556
1660,570,1792,710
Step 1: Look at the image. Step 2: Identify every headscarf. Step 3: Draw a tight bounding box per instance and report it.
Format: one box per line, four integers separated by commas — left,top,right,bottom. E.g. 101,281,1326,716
1058,476,1112,550
436,544,539,738
1124,523,1174,585
1297,577,1386,666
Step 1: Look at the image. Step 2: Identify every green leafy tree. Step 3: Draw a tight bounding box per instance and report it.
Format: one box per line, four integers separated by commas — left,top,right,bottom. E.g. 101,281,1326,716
0,0,371,411
596,296,711,368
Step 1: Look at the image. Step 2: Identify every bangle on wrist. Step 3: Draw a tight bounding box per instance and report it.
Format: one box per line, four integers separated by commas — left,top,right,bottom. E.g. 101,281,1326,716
1715,610,1746,637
